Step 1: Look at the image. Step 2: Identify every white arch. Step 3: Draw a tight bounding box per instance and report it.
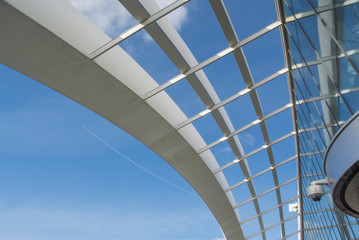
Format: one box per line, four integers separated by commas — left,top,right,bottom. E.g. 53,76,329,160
0,0,244,239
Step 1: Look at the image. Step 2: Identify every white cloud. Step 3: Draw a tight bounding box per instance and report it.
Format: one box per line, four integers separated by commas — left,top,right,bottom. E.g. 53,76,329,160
66,0,135,37
239,133,255,146
154,0,189,31
66,0,188,39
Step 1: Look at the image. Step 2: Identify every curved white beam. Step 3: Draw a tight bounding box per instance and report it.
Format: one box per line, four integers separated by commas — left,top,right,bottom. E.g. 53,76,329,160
0,0,244,239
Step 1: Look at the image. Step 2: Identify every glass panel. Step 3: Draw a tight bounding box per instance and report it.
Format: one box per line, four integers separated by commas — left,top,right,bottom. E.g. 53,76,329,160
174,0,229,63
192,112,225,145
231,183,252,205
276,160,298,184
285,0,312,16
165,79,206,118
256,74,290,116
336,3,359,54
68,0,136,37
279,180,298,202
222,164,245,187
242,28,285,83
265,108,293,142
271,136,296,164
203,53,246,101
237,124,265,154
238,201,258,221
247,150,271,176
241,218,261,238
210,141,236,167
262,209,281,229
257,191,279,212
224,93,257,131
284,217,300,236
225,0,277,39
252,171,275,195
264,225,282,239
119,32,181,85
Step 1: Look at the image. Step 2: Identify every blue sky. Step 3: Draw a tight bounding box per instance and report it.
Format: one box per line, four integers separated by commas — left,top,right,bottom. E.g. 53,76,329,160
0,0,300,239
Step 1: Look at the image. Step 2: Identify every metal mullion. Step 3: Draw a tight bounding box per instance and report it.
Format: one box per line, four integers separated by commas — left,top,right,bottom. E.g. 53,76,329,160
305,221,359,231
288,47,340,129
296,112,326,173
89,0,191,59
304,208,335,214
292,73,331,149
304,0,359,76
295,86,359,114
298,127,346,239
225,155,297,192
300,150,325,156
233,177,298,209
299,121,345,133
292,48,359,69
285,0,359,22
275,0,303,238
244,214,299,240
282,2,354,115
292,73,334,144
213,132,295,174
302,172,325,178
303,199,332,240
239,195,299,225
301,159,336,239
142,21,281,100
301,185,336,240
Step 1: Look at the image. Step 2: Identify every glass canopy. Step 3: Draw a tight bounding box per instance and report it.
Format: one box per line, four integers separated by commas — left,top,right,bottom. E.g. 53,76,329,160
1,0,358,239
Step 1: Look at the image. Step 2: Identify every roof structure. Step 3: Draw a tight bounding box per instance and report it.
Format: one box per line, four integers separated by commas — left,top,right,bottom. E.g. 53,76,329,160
0,0,358,239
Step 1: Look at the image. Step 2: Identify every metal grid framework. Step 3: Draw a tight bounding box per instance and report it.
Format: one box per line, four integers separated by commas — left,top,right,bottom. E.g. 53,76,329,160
75,0,359,239
6,0,357,239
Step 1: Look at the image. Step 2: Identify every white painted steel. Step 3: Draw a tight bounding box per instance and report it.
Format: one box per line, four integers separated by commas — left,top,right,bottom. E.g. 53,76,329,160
0,0,243,239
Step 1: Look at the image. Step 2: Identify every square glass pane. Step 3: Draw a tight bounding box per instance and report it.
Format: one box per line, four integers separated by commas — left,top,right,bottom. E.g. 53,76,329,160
265,108,293,142
262,209,281,229
271,136,296,164
252,171,275,195
165,79,207,118
276,160,298,184
231,183,252,205
203,53,246,101
225,0,277,39
247,150,271,176
119,32,181,85
264,225,282,239
237,124,265,154
174,0,229,63
210,141,236,167
257,191,279,212
192,112,224,145
222,164,245,187
237,201,257,221
284,217,299,236
280,180,298,202
242,28,285,83
257,74,290,116
241,218,261,238
224,93,257,131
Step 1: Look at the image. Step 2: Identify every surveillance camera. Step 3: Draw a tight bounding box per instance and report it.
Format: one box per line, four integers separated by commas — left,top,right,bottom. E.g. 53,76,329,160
307,184,325,201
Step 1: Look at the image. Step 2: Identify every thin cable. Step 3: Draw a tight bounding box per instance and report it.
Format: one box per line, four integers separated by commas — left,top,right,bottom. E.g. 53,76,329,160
82,125,201,200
